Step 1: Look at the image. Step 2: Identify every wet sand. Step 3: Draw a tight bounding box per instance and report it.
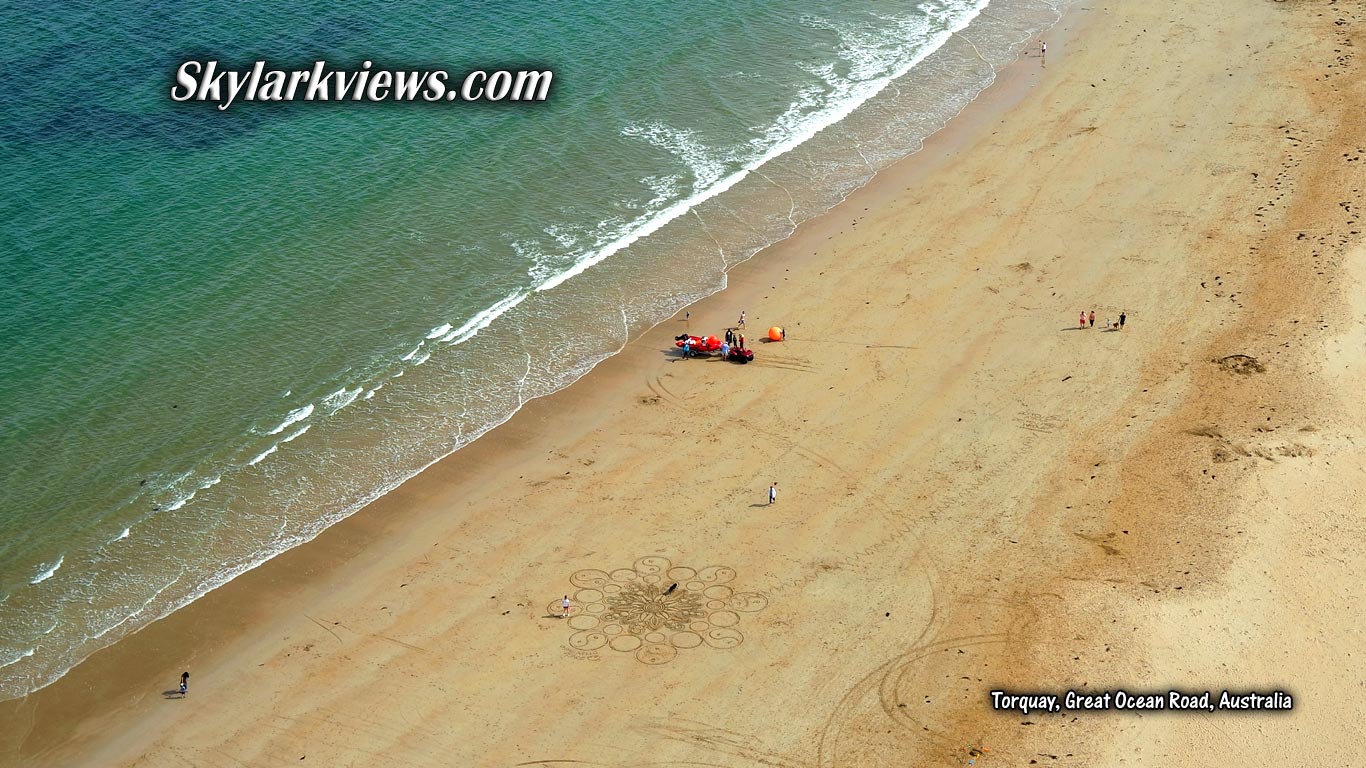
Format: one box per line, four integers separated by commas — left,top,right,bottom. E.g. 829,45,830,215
3,0,1364,765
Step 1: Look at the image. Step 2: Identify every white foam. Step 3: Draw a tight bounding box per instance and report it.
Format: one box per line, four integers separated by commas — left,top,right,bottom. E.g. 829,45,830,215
425,323,453,340
0,648,34,670
401,345,423,361
247,445,278,467
165,492,194,512
267,403,314,435
31,556,63,584
643,174,683,209
321,387,362,414
543,223,582,250
197,474,222,491
90,577,180,641
438,291,527,345
411,351,431,366
281,424,311,444
539,0,989,297
622,123,728,190
111,528,130,543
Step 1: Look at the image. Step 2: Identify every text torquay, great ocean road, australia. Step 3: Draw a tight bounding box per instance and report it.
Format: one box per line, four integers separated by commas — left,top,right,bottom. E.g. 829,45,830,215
991,689,1293,714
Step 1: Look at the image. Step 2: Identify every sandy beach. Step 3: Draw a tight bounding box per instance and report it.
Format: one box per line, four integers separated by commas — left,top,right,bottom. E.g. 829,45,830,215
4,0,1365,765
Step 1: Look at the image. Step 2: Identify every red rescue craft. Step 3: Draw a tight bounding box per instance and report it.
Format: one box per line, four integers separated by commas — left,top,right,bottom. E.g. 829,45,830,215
674,334,753,363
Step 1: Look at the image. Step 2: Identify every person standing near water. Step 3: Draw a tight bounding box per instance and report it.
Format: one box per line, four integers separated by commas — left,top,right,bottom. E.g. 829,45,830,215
769,482,778,505
179,671,189,696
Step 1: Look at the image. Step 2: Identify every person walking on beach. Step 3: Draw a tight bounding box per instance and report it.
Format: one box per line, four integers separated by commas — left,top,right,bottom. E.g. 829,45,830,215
561,595,571,618
1079,311,1086,329
1119,311,1127,330
1040,40,1047,62
1088,310,1095,328
179,671,189,697
769,482,778,505
738,310,746,328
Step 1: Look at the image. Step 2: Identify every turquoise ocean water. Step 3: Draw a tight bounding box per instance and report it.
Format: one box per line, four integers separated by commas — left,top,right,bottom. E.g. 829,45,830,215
0,0,1062,699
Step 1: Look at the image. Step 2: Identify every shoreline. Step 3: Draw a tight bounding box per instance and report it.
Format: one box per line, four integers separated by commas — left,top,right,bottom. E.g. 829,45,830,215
0,14,1076,761
0,0,1058,703
6,0,1364,765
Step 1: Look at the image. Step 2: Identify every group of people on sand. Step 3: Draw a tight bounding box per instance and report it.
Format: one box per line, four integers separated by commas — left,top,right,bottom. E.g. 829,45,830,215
721,328,748,359
1079,308,1126,331
678,328,746,359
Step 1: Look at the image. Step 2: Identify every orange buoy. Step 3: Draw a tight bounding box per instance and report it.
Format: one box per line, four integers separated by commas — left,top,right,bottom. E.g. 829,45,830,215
768,326,784,342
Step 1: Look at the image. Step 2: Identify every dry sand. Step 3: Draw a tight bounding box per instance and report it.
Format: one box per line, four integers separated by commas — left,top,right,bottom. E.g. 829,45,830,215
3,0,1364,765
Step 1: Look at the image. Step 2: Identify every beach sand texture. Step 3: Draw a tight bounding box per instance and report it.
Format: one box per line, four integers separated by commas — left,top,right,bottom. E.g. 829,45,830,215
3,0,1365,765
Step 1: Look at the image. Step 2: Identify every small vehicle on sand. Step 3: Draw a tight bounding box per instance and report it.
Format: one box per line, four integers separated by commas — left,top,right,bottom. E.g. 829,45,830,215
674,334,753,363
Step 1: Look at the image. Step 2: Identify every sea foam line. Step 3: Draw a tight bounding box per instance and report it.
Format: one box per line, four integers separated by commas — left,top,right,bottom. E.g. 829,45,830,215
267,403,314,435
165,493,195,512
281,424,311,443
0,648,35,670
11,336,634,700
535,0,990,296
438,291,526,345
322,387,362,415
31,556,63,585
307,8,986,536
91,576,181,641
247,445,278,466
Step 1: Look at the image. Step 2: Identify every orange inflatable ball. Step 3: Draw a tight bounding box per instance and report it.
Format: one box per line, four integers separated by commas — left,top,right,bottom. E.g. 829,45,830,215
768,326,784,342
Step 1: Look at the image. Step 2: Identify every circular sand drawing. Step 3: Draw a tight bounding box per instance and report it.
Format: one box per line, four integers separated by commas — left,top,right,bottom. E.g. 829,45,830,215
552,557,767,664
